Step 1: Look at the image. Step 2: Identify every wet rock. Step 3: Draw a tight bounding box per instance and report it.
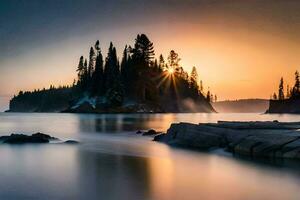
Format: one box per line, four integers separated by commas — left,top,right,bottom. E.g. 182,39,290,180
159,123,226,149
0,133,56,144
0,132,79,145
136,130,143,134
155,121,300,160
143,129,159,136
64,140,79,144
32,132,58,140
153,134,166,141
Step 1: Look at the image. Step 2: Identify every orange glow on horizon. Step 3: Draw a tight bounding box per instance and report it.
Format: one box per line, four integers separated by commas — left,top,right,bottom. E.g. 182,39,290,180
1,19,300,101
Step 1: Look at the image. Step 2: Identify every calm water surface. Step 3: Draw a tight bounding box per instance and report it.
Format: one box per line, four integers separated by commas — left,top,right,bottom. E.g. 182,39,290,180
0,113,300,200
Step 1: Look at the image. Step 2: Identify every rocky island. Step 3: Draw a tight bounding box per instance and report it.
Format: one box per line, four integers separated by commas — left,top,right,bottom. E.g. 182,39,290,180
7,34,215,114
155,121,300,160
267,71,300,113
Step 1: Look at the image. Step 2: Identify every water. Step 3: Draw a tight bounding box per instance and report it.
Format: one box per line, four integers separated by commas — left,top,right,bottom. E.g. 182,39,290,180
0,113,300,200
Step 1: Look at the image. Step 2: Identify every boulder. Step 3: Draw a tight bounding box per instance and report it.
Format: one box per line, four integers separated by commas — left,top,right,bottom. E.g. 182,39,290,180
0,133,52,144
143,129,159,136
64,140,79,144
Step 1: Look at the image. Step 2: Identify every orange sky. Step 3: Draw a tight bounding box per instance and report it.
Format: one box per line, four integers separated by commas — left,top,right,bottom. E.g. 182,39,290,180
1,0,300,101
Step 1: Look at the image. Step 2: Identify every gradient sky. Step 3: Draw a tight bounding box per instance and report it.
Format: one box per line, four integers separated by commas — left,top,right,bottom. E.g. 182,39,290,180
1,0,300,107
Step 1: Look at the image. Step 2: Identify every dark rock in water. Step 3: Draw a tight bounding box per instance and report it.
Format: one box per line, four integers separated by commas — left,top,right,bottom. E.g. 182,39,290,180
64,140,79,144
1,133,50,144
136,130,143,134
32,132,58,140
153,134,166,141
0,132,60,144
143,129,159,136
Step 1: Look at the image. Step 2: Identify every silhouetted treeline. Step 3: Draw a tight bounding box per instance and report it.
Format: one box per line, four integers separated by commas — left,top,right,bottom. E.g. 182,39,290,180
272,71,300,100
10,34,214,113
10,85,77,112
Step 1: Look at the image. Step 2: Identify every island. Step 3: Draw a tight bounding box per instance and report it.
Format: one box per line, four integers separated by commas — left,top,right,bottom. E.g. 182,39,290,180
155,121,300,160
267,71,300,113
7,34,215,113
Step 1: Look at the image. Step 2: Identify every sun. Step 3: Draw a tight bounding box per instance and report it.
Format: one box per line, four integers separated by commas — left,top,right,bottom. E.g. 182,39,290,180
167,68,174,74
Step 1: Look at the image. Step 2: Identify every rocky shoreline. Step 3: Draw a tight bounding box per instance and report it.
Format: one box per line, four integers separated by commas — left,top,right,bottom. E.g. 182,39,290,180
154,121,300,160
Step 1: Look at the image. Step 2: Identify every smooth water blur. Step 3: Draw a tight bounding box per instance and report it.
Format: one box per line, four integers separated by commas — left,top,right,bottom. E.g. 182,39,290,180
0,113,300,200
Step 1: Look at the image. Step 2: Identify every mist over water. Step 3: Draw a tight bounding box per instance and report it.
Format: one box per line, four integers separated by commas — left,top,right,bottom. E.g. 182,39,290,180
0,113,300,200
0,97,9,112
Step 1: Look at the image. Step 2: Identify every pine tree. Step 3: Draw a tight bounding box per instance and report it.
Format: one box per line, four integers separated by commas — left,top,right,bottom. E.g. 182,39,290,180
278,77,284,100
287,84,290,98
210,93,214,103
104,42,121,96
130,34,156,102
92,41,104,96
159,54,165,70
167,50,181,72
153,59,159,71
199,80,204,93
95,40,100,53
87,47,96,91
131,34,155,69
293,71,300,96
190,66,199,88
120,45,128,80
273,93,277,100
76,56,85,87
206,90,211,102
82,59,88,90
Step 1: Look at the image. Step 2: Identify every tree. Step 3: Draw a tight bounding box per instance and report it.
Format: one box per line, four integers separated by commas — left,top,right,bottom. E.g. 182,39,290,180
104,42,120,95
292,71,300,97
278,77,284,100
88,47,96,81
121,45,128,80
206,90,211,102
273,93,278,100
130,34,156,102
287,84,290,98
76,56,85,86
159,54,165,70
131,34,155,69
91,41,104,96
95,40,100,52
190,66,199,89
153,59,159,71
199,80,204,93
167,50,181,72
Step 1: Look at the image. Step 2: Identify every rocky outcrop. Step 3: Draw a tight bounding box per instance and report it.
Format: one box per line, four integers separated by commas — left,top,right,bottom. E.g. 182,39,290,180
155,121,300,160
0,133,58,144
0,132,78,145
